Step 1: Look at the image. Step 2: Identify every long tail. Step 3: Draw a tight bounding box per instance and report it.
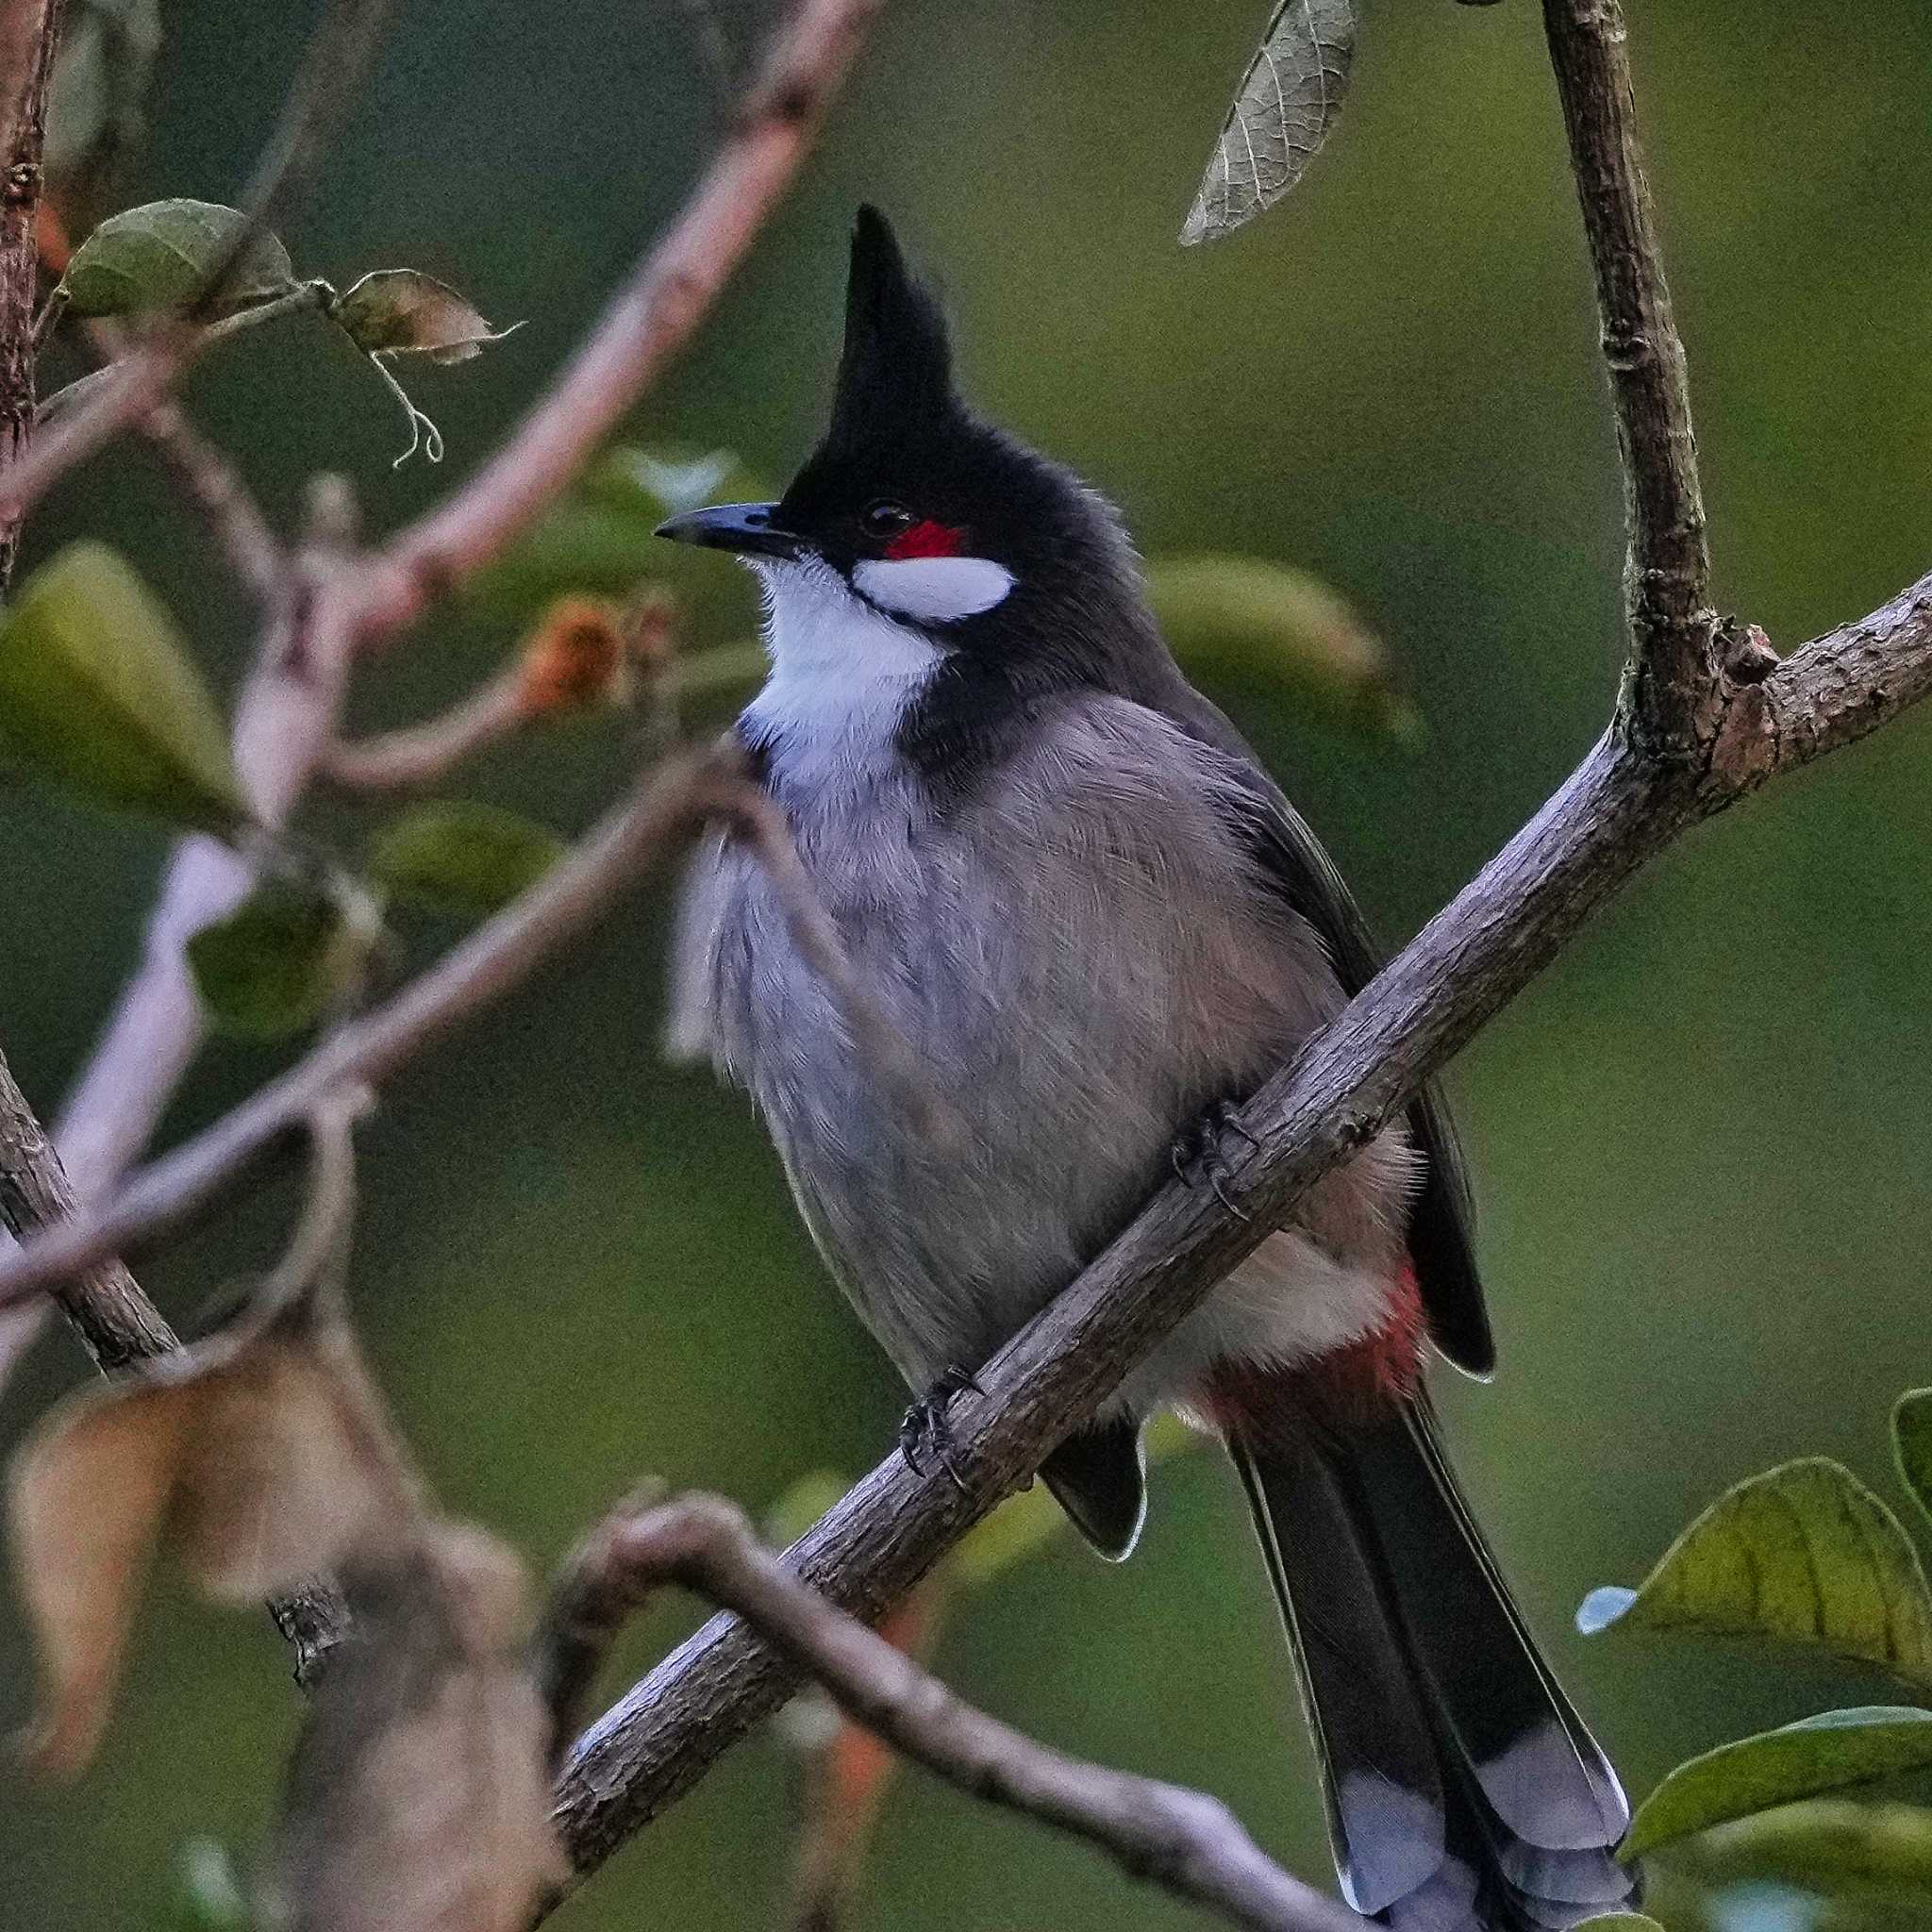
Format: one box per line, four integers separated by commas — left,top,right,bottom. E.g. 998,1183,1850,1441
1227,1393,1638,1930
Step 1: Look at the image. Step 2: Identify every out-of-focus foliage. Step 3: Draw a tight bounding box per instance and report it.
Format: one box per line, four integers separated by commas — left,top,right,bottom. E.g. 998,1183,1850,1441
4,4,1932,1930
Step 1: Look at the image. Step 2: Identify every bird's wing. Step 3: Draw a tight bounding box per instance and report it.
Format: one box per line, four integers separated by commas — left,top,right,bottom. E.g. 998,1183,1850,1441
1151,679,1495,1377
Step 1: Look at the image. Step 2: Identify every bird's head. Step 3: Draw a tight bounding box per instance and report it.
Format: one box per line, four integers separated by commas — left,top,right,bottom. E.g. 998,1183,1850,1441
657,208,1153,690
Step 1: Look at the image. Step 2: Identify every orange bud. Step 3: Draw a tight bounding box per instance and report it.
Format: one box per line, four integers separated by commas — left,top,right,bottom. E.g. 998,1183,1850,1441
516,597,625,717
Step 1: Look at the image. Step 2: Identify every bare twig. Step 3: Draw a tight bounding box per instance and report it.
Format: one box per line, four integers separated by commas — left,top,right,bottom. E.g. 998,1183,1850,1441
131,390,287,600
0,1043,176,1371
0,0,63,588
319,667,530,792
547,1492,1364,1932
0,741,746,1310
1541,0,1714,753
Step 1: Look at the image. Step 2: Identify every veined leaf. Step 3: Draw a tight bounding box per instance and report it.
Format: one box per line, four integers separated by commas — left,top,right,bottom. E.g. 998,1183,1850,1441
1626,1708,1932,1858
1894,1390,1932,1527
58,198,297,316
369,802,564,919
0,541,246,832
1181,0,1357,245
1577,1457,1932,1690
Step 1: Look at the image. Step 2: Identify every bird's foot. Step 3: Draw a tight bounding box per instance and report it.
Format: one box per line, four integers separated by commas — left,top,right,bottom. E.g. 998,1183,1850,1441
899,1365,982,1493
1170,1099,1260,1222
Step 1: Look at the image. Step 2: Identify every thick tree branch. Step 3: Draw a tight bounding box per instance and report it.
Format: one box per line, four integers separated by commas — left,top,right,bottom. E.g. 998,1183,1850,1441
0,0,61,588
548,581,1932,1880
1541,0,1714,753
542,1491,1364,1932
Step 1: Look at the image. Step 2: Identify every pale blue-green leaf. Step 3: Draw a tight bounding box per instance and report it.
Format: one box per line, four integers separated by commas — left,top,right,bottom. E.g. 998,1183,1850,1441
1695,1800,1932,1918
1181,0,1357,244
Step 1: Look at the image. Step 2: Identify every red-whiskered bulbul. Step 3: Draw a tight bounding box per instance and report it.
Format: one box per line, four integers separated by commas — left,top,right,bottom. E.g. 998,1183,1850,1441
658,208,1636,1930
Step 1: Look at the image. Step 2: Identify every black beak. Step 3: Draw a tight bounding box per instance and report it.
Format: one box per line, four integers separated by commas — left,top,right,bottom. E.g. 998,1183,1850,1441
654,501,805,560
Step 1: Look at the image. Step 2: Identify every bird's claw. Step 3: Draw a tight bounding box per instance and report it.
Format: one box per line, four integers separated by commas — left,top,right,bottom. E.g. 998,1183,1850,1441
899,1366,981,1493
1171,1099,1257,1222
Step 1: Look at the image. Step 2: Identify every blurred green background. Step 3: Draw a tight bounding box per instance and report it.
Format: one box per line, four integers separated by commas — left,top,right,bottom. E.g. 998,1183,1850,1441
5,1,1932,1925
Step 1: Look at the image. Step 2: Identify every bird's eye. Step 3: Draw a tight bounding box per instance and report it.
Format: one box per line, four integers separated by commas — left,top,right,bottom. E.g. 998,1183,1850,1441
860,500,916,540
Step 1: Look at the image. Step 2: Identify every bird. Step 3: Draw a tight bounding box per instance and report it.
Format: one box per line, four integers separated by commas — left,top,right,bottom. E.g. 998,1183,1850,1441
658,206,1638,1930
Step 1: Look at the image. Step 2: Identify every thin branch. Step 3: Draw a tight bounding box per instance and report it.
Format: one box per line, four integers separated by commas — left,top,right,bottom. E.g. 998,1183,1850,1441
1541,0,1714,753
131,391,287,600
0,0,63,589
347,0,882,647
548,575,1932,1879
545,1492,1365,1932
0,741,746,1310
319,666,529,792
0,1043,176,1371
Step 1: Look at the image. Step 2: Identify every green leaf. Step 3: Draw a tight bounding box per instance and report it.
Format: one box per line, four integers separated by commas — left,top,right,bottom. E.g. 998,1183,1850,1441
368,803,564,919
1694,1800,1932,1917
1145,554,1418,738
1573,1918,1669,1932
328,270,520,364
169,1837,249,1932
0,542,246,832
58,199,297,317
44,0,163,188
1576,1458,1932,1689
186,877,375,1041
1893,1391,1932,1527
1626,1708,1932,1858
1180,0,1357,245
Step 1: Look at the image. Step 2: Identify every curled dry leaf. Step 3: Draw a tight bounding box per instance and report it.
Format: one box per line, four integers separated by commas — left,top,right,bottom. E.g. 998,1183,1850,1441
262,1524,568,1932
328,269,521,364
6,1304,422,1780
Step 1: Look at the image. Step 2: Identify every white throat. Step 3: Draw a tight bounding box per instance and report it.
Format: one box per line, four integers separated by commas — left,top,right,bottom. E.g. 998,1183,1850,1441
741,558,945,788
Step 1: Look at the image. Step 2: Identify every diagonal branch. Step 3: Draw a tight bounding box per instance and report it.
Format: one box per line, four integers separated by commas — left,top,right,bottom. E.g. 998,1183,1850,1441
541,1491,1365,1932
1541,0,1714,754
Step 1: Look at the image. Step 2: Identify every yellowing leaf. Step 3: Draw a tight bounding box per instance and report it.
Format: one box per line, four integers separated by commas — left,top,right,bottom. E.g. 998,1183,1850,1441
186,876,378,1040
0,542,246,832
262,1525,567,1932
328,269,520,364
7,1307,422,1780
1577,1457,1932,1689
369,802,565,919
1626,1707,1932,1857
58,198,297,316
1181,0,1357,245
1146,554,1416,738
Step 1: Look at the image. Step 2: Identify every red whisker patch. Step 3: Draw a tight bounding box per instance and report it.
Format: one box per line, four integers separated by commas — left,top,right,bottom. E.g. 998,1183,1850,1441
885,519,966,560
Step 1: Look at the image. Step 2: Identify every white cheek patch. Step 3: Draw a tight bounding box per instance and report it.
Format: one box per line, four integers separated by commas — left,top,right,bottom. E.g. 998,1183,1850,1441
851,555,1015,623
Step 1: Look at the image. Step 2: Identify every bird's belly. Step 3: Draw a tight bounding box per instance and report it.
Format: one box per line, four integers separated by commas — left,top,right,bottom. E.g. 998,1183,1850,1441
699,808,1411,1402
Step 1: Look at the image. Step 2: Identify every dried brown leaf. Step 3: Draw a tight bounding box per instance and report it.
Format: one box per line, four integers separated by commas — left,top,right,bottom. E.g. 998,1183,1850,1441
7,1309,421,1779
263,1524,568,1932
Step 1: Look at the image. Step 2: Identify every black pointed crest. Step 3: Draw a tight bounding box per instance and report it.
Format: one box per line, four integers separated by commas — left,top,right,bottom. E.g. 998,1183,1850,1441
827,207,957,450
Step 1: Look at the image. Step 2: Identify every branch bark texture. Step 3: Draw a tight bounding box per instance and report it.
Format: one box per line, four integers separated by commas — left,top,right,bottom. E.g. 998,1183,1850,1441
1541,0,1714,751
0,0,60,588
